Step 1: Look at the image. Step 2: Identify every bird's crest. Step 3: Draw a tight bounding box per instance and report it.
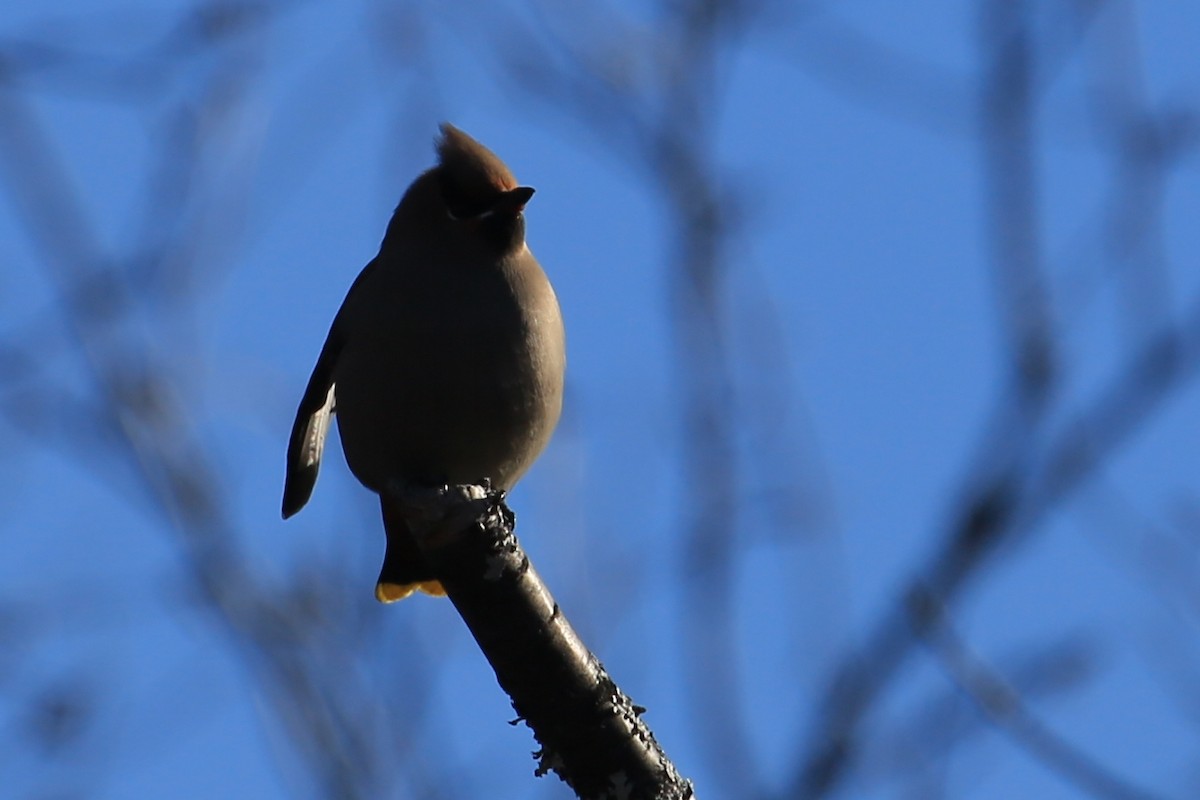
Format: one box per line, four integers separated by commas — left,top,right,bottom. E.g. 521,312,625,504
436,123,519,201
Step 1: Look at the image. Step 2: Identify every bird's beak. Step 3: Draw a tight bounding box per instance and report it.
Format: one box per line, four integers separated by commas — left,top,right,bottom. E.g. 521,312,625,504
497,186,535,215
472,187,536,221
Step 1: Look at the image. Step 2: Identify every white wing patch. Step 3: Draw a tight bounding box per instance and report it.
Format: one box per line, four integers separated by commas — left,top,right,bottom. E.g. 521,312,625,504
302,383,336,468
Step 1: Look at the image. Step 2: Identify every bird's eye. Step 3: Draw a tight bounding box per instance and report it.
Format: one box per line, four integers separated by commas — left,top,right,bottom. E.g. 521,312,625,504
440,175,489,221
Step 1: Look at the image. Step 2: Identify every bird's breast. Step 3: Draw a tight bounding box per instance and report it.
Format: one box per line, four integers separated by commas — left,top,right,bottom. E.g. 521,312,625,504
332,251,564,493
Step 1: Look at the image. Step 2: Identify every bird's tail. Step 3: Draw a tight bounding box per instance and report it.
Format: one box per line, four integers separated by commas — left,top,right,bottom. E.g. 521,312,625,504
376,495,446,602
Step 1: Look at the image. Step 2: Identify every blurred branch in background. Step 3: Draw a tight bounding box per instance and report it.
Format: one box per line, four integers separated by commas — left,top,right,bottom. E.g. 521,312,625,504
0,4,447,799
863,632,1098,796
1,0,1198,799
913,587,1161,800
790,2,1200,797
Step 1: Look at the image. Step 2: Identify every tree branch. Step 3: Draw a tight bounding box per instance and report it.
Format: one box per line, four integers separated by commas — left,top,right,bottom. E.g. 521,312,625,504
395,482,694,800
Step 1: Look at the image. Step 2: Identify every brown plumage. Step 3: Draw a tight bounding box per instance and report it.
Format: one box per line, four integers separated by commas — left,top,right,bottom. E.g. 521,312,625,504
282,123,565,602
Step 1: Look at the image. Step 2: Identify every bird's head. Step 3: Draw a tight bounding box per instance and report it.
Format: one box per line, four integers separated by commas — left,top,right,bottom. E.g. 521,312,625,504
387,124,535,257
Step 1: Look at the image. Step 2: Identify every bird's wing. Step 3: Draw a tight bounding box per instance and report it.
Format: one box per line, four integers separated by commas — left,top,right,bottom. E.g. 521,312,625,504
281,259,378,518
281,330,339,519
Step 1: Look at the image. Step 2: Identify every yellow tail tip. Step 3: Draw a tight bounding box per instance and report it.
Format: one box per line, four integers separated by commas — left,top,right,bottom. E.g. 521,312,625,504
374,580,447,603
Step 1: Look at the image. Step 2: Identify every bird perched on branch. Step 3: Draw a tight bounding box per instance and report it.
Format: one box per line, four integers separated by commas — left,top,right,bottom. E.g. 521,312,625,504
282,123,565,602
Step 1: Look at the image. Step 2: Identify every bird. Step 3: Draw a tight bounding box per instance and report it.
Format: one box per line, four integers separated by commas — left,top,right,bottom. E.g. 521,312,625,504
281,123,566,602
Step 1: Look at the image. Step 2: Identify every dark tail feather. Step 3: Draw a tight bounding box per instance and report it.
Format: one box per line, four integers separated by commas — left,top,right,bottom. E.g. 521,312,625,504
376,495,446,602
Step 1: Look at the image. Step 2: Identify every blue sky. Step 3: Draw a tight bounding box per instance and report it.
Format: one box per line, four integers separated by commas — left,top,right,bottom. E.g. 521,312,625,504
2,2,1199,798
